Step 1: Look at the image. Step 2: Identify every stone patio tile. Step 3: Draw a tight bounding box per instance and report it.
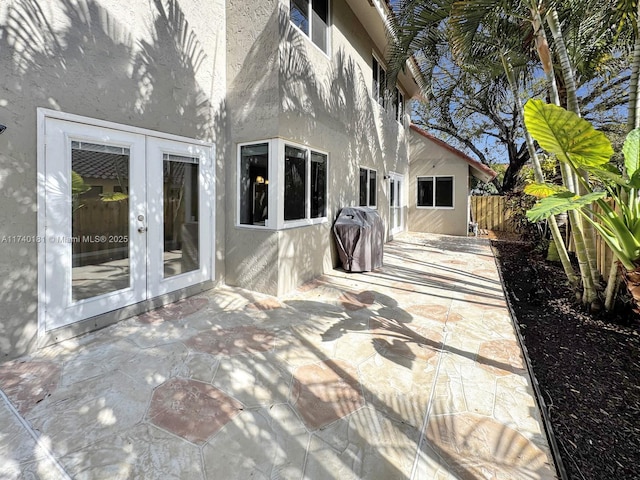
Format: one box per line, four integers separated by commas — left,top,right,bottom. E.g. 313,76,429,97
305,407,420,480
1,457,68,480
359,346,439,428
422,412,556,480
274,322,339,367
0,399,50,467
59,340,138,386
203,405,308,480
181,351,220,383
26,372,151,457
213,353,292,407
291,360,364,430
245,297,284,311
137,297,209,324
339,290,376,311
0,359,61,415
477,339,526,377
333,331,377,365
117,317,199,349
120,343,190,388
60,423,204,480
494,376,548,441
147,377,243,445
186,325,276,356
185,310,257,331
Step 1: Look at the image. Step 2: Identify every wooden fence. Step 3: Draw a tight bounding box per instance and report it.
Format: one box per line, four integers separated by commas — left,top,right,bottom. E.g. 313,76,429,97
472,195,616,280
72,198,184,265
470,196,518,233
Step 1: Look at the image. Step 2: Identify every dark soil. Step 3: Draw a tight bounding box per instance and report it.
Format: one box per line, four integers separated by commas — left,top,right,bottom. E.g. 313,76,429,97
492,240,640,480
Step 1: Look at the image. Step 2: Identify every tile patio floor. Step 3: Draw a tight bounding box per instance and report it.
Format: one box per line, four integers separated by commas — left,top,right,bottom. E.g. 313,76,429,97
0,233,557,479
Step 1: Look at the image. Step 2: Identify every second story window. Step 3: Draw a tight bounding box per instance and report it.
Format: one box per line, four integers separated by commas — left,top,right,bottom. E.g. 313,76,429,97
290,0,330,54
394,88,405,123
372,56,386,107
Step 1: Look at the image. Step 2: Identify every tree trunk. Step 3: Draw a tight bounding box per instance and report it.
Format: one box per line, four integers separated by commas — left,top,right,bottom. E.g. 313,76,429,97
628,3,640,131
623,265,640,314
501,53,579,287
546,8,601,303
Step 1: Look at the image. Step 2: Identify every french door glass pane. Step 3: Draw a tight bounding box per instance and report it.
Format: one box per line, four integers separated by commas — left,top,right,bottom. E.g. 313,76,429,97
71,141,130,301
163,154,200,278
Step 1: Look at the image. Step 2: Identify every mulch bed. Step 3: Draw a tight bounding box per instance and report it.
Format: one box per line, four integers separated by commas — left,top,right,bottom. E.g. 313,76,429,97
492,240,640,480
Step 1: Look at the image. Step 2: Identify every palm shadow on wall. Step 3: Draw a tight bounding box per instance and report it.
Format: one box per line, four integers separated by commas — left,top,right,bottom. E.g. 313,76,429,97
0,0,221,358
225,5,408,281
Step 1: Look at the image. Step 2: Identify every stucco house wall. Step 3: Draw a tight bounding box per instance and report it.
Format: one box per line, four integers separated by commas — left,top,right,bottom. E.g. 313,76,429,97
226,0,415,295
0,0,226,359
408,127,472,236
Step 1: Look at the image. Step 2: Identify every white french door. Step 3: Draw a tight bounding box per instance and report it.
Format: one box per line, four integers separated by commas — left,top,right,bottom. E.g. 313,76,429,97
41,114,213,331
389,172,404,235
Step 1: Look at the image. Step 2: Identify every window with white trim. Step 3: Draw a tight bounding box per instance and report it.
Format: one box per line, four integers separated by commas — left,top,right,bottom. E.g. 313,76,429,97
290,0,330,54
417,176,454,208
372,56,386,107
238,140,327,229
239,143,269,226
394,87,405,123
359,167,377,208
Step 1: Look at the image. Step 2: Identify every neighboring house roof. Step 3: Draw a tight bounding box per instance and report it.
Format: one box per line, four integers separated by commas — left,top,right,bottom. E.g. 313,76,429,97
409,124,498,183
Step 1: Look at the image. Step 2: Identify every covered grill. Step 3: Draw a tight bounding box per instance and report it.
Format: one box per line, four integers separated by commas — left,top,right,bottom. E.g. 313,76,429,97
333,207,384,272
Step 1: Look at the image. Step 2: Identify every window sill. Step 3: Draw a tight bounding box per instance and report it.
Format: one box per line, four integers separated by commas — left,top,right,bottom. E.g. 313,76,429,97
282,217,329,229
416,206,455,210
236,218,329,231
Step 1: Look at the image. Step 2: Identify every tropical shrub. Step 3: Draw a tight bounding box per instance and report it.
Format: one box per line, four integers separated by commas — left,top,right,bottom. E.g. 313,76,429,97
524,99,640,311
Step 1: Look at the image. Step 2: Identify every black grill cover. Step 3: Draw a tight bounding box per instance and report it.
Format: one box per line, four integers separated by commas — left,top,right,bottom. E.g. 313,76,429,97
333,207,384,272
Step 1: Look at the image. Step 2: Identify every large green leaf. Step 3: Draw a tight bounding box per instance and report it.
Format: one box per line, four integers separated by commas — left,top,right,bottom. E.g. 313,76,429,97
523,182,568,198
526,191,608,222
523,99,614,168
71,171,91,195
623,128,640,179
100,192,129,202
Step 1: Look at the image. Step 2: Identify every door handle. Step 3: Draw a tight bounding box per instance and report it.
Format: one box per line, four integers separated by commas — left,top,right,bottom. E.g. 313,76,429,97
137,214,147,233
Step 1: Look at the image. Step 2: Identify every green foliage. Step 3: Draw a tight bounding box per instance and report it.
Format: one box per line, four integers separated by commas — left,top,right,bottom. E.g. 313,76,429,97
504,191,542,239
71,171,91,196
523,99,614,169
523,100,640,270
100,192,128,202
526,191,608,221
523,182,567,198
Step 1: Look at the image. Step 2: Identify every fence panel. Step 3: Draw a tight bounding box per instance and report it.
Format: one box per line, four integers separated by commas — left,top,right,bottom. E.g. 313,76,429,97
471,196,517,233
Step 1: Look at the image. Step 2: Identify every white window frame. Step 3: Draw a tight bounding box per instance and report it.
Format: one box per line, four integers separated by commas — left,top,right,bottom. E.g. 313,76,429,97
395,87,405,124
372,54,387,107
416,175,455,209
359,166,378,209
289,0,331,56
237,140,277,229
236,138,329,230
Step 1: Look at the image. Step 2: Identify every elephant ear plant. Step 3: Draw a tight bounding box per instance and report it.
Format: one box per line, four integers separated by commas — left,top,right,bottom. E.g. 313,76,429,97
523,99,640,312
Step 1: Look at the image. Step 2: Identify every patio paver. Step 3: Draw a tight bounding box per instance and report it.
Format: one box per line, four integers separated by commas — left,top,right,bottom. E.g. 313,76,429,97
0,233,557,479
